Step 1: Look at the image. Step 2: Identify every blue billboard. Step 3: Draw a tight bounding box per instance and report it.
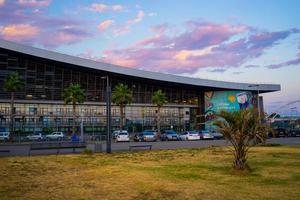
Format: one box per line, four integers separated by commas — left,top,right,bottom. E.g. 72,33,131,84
205,91,255,130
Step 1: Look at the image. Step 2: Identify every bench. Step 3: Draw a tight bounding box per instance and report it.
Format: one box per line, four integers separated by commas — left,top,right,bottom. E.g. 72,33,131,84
129,144,152,151
29,142,86,155
0,150,10,155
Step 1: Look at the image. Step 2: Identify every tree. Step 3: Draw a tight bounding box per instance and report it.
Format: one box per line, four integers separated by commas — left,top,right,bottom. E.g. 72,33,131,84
62,84,85,134
112,83,133,130
4,72,23,139
152,90,167,138
214,109,269,170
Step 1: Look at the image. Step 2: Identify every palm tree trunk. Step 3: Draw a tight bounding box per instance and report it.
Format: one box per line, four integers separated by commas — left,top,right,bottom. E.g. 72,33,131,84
10,92,15,141
157,106,161,138
73,103,76,134
120,104,124,130
233,144,248,170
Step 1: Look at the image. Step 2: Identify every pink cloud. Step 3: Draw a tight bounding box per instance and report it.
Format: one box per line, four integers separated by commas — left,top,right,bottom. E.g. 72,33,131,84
0,24,40,41
128,10,145,25
0,0,5,7
17,0,51,7
0,1,92,47
112,5,123,12
102,21,298,73
90,3,108,12
89,3,124,13
98,20,114,31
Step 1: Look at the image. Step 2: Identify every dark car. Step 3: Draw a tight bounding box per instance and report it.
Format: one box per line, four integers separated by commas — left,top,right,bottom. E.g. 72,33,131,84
289,128,300,137
274,128,288,137
134,131,157,142
161,130,180,141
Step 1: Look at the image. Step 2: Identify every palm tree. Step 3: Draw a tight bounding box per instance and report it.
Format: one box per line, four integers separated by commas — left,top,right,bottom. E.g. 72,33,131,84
4,72,23,138
152,90,167,138
62,84,85,134
112,83,133,130
214,109,269,170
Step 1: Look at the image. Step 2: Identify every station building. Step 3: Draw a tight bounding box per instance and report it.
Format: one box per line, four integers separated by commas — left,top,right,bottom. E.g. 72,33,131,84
0,39,280,135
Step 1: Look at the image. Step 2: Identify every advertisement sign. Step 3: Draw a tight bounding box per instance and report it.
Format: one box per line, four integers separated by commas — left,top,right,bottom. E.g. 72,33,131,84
205,91,256,130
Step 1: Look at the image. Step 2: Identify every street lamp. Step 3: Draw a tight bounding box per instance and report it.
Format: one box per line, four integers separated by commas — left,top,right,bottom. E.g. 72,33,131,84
248,84,260,121
101,76,112,153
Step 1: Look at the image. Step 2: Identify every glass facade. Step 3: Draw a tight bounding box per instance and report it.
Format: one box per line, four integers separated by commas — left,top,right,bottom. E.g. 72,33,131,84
0,102,196,134
0,48,204,135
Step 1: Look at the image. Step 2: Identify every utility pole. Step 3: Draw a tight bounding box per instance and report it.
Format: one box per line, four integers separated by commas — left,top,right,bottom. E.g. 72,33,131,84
101,76,112,153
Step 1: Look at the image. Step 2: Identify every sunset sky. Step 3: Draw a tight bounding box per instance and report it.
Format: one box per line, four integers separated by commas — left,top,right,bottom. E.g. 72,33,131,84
0,0,299,115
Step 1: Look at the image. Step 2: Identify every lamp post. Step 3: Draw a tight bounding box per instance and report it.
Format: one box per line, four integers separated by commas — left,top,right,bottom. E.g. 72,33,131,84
248,84,260,121
101,76,112,153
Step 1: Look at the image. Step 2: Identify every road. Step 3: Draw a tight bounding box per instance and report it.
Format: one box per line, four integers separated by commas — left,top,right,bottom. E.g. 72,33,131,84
1,137,300,156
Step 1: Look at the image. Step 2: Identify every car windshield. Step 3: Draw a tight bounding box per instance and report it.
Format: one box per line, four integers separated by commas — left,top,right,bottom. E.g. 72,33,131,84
202,130,210,134
119,132,128,135
189,131,198,134
143,132,155,136
166,131,177,135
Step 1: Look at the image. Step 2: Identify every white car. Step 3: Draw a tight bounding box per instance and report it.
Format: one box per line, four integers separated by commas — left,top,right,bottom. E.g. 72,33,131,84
199,130,214,140
45,132,65,141
0,132,10,141
26,133,44,141
116,131,130,142
180,131,200,141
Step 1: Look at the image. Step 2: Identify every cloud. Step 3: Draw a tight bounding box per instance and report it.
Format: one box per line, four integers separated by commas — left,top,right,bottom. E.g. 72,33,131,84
102,21,299,74
150,23,168,34
265,57,300,69
89,3,107,12
208,68,227,73
0,0,5,7
0,1,92,47
38,26,91,47
244,64,260,68
17,0,51,7
0,24,40,41
111,10,146,37
89,3,124,12
98,20,114,31
128,10,145,24
112,5,123,12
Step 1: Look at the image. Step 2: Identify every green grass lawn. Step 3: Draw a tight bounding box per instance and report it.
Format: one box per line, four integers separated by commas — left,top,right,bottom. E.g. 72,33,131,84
0,146,300,200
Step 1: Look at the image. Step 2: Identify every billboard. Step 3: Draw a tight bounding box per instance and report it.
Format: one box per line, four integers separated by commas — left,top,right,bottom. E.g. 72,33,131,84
205,91,256,130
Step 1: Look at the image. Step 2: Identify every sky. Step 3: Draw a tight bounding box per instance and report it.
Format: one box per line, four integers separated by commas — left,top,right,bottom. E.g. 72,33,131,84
0,0,299,116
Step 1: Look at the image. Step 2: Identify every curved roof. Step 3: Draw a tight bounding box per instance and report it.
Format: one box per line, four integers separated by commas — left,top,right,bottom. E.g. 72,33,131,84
0,39,280,93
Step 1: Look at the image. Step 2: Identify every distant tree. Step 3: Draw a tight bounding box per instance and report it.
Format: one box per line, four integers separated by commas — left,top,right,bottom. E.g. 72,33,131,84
152,90,167,137
112,83,133,130
4,72,23,138
62,84,85,134
214,109,269,170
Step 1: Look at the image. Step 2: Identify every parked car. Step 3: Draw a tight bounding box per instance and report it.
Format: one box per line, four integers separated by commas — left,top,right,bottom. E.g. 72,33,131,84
274,128,288,137
143,129,158,137
112,130,121,139
45,132,65,141
26,132,44,141
116,130,130,142
199,130,214,140
211,131,224,139
161,130,180,141
0,132,10,142
180,131,200,141
289,128,300,137
134,130,157,142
